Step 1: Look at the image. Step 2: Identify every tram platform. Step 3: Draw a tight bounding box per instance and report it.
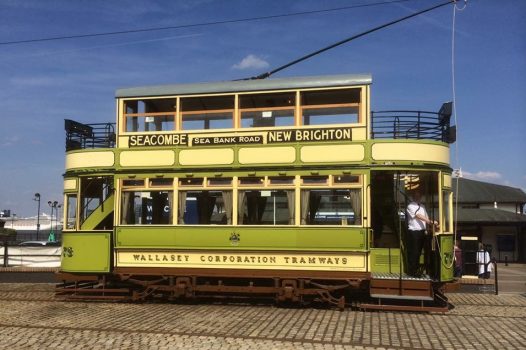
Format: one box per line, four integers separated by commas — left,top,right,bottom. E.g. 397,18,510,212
371,272,432,281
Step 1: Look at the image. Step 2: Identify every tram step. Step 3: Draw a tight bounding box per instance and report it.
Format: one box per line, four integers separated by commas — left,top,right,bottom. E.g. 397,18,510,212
369,278,433,301
370,293,434,301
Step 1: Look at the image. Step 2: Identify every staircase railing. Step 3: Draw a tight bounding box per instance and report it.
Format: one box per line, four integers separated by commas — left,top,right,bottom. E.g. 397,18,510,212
371,102,454,143
65,119,116,151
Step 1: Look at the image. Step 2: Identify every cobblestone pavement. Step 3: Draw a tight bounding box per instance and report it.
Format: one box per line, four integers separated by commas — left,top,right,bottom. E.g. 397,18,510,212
0,284,525,349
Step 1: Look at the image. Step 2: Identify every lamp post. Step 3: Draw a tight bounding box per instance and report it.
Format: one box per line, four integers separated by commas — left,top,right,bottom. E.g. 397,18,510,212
56,204,62,238
34,193,41,240
47,201,59,242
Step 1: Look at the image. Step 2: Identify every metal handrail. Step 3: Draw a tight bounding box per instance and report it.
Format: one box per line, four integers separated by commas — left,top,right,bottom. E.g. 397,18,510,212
371,107,452,142
65,120,116,150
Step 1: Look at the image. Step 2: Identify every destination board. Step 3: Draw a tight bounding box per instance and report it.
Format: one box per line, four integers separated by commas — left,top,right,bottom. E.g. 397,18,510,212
128,127,352,148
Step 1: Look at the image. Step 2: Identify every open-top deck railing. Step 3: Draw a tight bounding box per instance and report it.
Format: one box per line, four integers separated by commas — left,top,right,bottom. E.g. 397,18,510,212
65,119,116,150
371,102,454,143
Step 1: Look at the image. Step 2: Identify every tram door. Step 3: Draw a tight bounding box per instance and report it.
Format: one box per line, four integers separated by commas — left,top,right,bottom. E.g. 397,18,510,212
371,171,440,277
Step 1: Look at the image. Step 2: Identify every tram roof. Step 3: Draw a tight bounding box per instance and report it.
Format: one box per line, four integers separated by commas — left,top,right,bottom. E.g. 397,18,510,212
115,73,372,98
456,208,526,224
453,178,526,204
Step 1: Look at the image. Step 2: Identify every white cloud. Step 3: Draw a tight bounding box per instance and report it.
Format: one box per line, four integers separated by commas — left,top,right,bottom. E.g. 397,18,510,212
463,170,502,181
1,135,20,147
232,54,269,70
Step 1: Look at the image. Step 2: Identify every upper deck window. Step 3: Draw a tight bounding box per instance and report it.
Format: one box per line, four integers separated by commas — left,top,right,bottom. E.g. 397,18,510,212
149,178,174,187
181,95,234,130
301,89,360,126
239,92,295,128
124,99,176,132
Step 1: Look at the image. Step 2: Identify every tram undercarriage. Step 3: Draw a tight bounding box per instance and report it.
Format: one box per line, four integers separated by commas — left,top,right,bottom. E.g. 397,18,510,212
55,269,449,312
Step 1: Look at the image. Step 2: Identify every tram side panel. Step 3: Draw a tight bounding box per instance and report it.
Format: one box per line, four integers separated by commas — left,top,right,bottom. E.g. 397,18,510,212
113,219,370,275
61,231,112,273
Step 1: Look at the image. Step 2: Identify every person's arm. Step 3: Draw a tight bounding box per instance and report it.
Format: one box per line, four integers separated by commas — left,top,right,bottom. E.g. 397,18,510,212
415,213,439,228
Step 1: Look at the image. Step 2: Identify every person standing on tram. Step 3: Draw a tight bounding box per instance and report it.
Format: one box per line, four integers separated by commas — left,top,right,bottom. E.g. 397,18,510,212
405,189,439,277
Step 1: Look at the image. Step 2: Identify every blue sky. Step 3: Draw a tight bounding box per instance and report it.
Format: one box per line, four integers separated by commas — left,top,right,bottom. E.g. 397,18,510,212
0,0,524,217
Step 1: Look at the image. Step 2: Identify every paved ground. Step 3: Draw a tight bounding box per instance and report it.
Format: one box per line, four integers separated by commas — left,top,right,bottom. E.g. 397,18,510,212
495,264,526,294
0,283,525,350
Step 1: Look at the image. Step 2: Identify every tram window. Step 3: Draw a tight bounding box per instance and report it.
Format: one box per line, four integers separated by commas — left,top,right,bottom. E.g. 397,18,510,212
178,190,232,225
268,176,294,185
125,115,175,132
442,190,452,232
240,92,295,109
122,179,145,187
302,89,360,105
121,191,173,225
240,110,294,128
149,178,173,187
181,95,234,131
238,177,265,186
125,98,177,114
301,89,360,125
124,98,177,132
302,106,358,125
302,176,329,185
65,194,77,230
240,92,295,128
179,178,204,187
238,190,294,225
182,112,233,130
333,175,360,184
208,177,233,187
300,189,361,225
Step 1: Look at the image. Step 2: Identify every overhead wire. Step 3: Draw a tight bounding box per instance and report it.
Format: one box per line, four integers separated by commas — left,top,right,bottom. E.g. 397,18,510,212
247,0,455,79
0,0,421,47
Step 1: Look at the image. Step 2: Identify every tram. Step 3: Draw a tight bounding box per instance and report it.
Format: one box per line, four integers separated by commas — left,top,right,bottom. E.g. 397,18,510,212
58,74,456,311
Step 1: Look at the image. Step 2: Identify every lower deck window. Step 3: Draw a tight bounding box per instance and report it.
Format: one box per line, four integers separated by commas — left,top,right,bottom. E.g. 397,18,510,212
301,189,361,225
65,194,77,229
121,191,173,225
238,190,294,225
179,191,232,225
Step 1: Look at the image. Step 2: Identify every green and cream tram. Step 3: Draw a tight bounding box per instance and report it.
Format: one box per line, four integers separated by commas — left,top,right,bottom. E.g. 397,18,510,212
59,74,455,310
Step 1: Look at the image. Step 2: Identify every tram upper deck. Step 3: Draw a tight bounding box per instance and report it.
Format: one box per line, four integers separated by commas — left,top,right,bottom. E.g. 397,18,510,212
64,74,454,174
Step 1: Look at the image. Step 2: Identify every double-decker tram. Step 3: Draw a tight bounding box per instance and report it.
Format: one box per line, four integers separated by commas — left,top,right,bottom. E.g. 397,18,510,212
58,74,456,311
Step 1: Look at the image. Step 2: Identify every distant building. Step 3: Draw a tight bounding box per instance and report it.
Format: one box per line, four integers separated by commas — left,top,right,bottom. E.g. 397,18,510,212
453,178,526,262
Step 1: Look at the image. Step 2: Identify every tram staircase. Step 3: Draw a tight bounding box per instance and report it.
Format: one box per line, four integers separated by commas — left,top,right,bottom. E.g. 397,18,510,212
80,194,114,230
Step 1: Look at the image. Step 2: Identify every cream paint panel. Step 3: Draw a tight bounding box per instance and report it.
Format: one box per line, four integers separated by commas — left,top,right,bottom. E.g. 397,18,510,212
117,251,367,271
119,136,130,149
120,150,175,167
239,147,295,164
63,179,77,191
352,127,367,141
443,174,452,188
372,143,450,164
65,151,115,170
301,145,364,163
179,148,234,165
